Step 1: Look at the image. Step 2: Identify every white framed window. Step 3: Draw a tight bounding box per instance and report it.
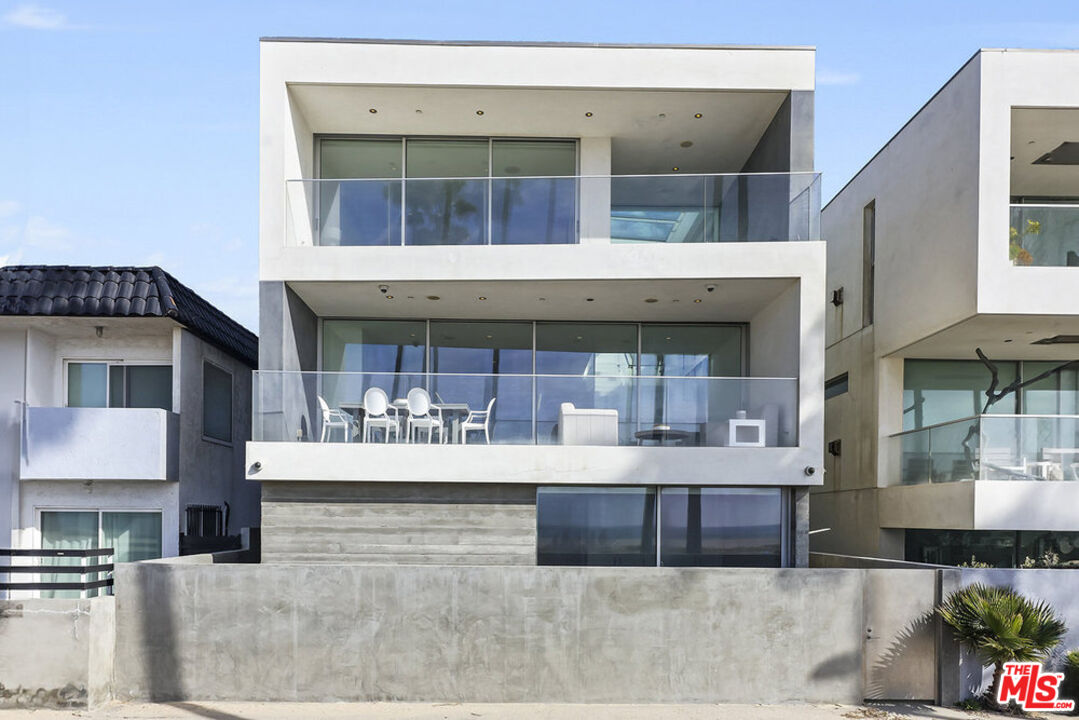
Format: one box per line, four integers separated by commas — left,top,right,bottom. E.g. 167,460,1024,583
202,360,233,444
64,360,173,411
37,508,163,598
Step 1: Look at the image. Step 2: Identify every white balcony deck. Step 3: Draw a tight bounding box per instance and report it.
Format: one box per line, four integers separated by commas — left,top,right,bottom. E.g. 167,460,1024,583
19,406,179,482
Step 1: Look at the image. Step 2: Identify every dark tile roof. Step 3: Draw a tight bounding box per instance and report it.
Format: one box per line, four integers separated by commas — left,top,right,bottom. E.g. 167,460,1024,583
0,266,258,367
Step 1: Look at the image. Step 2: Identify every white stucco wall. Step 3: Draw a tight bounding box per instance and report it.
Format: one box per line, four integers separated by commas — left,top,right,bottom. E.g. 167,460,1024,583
0,318,257,559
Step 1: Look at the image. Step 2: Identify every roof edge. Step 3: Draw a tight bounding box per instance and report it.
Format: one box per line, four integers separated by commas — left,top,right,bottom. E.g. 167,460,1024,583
259,37,815,51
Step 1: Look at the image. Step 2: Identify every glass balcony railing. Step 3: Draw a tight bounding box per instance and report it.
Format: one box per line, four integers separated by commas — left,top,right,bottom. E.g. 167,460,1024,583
893,414,1079,485
253,371,798,448
285,173,821,247
1009,205,1079,266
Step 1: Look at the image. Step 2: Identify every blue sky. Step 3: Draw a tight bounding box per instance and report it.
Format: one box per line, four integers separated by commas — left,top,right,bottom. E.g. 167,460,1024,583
1,1,1077,331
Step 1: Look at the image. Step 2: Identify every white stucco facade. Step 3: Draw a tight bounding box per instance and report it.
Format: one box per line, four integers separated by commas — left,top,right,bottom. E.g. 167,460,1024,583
0,315,257,574
814,49,1079,562
252,39,825,567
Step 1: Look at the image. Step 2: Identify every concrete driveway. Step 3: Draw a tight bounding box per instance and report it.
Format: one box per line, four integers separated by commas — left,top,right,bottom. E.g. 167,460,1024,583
0,701,1045,720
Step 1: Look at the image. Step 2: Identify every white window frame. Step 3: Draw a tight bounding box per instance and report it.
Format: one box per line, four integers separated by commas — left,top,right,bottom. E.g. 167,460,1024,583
33,507,164,598
62,359,173,410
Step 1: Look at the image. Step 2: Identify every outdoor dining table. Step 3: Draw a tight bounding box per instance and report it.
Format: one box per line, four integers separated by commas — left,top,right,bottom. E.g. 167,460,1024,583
634,425,691,446
345,400,472,443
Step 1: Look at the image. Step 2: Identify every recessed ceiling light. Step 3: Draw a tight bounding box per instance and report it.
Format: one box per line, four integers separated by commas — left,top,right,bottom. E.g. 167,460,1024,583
538,297,547,301
585,298,595,302
415,109,423,114
658,113,667,119
680,141,694,148
478,296,487,301
644,298,658,303
665,337,672,341
426,295,440,301
485,335,493,340
694,113,703,119
672,167,679,172
693,298,702,303
1004,339,1013,343
385,295,394,299
369,108,377,114
585,112,593,117
476,110,485,116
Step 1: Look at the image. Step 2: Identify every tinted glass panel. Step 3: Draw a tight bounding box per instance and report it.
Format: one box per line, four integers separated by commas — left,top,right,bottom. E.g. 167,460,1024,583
491,140,577,245
537,487,656,566
109,365,124,408
125,366,172,411
67,363,107,408
319,138,404,247
102,512,162,563
1022,361,1079,415
535,323,637,376
203,362,233,442
903,359,1018,431
41,511,98,598
640,324,743,377
405,140,488,246
320,138,402,179
321,320,427,408
429,321,534,443
429,321,532,374
660,487,783,567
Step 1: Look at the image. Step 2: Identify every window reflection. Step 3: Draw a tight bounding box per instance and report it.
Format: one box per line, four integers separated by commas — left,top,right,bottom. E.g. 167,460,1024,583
659,487,783,567
537,487,656,566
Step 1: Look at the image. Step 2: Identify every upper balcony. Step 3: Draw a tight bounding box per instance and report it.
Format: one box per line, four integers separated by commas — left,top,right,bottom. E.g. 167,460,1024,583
19,406,180,482
284,172,821,248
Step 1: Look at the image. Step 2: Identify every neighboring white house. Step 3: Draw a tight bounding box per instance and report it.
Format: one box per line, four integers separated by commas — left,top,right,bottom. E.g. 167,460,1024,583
249,38,825,568
0,265,260,591
814,49,1079,566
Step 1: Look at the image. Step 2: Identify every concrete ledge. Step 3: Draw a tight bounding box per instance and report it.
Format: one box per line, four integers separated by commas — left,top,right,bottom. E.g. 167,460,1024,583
246,442,823,487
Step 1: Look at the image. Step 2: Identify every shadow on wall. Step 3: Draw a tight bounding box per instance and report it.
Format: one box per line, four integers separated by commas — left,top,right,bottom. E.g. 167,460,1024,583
865,612,935,701
134,563,183,701
811,650,861,681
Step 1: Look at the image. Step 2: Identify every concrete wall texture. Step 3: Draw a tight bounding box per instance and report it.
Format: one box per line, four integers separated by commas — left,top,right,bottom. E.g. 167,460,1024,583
109,563,866,704
260,482,536,565
0,597,114,708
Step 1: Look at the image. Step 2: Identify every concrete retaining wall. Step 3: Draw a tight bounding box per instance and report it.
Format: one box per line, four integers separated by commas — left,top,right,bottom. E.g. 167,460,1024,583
261,482,536,565
0,597,114,708
112,562,868,703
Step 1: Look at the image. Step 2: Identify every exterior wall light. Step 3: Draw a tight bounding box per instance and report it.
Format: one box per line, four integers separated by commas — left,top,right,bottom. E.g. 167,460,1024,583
694,113,703,119
476,110,485,116
368,108,377,114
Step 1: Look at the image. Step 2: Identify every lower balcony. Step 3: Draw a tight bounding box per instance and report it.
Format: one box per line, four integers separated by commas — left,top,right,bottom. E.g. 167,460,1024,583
19,406,179,482
247,370,813,486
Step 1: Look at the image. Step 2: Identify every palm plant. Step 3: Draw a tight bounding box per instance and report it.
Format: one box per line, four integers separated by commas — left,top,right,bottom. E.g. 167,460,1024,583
937,584,1068,708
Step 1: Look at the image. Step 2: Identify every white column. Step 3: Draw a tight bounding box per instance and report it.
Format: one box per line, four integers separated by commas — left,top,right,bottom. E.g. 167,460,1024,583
579,137,611,245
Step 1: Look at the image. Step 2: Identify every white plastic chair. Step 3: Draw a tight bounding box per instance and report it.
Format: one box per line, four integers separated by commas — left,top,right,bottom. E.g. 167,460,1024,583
460,397,496,445
318,396,355,443
362,387,399,443
406,387,445,444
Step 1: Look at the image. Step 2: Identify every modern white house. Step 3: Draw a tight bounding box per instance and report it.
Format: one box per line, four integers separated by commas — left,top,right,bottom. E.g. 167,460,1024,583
814,49,1079,566
250,38,825,567
0,266,260,589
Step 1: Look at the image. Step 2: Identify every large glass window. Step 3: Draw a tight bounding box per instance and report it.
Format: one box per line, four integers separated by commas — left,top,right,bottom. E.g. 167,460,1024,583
903,359,1018,431
322,319,427,408
317,136,578,246
202,362,233,443
429,321,533,443
659,487,783,567
536,487,657,566
640,324,743,377
318,137,403,246
492,140,577,245
406,139,489,246
535,323,638,443
67,362,172,411
40,510,162,597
